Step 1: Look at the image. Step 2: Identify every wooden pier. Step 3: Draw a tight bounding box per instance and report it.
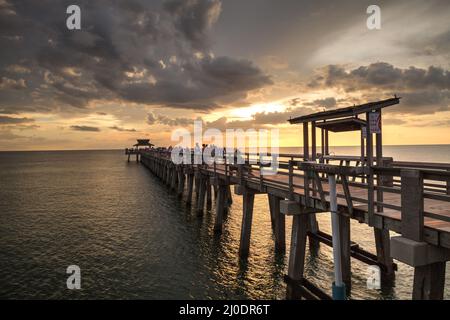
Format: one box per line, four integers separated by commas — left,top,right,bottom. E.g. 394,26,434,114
129,98,450,300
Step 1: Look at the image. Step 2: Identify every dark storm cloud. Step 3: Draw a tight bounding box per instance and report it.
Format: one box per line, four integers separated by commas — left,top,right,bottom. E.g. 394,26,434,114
70,125,100,132
121,56,271,108
164,0,221,50
310,62,450,91
399,90,450,114
309,62,450,114
0,0,271,114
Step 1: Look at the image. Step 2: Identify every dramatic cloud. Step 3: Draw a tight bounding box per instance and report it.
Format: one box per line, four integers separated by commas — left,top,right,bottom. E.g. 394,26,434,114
120,56,271,109
70,125,100,132
308,62,450,114
164,0,221,50
1,0,449,150
309,63,450,91
0,0,271,114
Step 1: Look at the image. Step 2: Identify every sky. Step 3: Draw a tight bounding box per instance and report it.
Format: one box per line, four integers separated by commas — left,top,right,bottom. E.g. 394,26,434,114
0,0,449,151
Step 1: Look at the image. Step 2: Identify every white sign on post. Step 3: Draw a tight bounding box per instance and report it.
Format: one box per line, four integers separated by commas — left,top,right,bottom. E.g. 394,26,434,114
369,112,381,134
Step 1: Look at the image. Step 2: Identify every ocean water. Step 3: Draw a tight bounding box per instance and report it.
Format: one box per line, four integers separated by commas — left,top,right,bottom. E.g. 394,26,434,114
0,146,449,299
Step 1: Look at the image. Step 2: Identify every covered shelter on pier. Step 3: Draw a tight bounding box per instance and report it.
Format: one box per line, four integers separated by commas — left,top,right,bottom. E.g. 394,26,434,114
288,96,401,228
126,139,154,162
133,139,154,149
288,96,400,167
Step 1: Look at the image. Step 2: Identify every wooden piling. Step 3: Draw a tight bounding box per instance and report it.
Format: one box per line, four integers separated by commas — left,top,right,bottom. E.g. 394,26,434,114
206,179,212,210
227,185,233,206
239,189,255,258
214,185,227,232
177,168,185,197
196,176,206,214
186,173,194,204
286,213,309,299
413,262,446,300
374,228,395,277
308,217,320,251
268,194,276,231
194,173,201,202
339,213,352,287
171,166,177,190
165,165,171,185
268,194,286,252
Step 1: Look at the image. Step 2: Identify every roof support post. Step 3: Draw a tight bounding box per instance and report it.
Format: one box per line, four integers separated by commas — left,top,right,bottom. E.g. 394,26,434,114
376,112,383,213
311,121,316,162
303,122,309,161
321,128,325,161
366,112,374,226
360,128,365,183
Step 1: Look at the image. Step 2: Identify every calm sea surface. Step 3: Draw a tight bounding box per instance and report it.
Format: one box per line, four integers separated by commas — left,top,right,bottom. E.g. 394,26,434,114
0,146,449,299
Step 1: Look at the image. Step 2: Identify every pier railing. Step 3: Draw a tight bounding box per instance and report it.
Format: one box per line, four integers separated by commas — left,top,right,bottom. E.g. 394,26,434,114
143,149,450,191
141,149,450,222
